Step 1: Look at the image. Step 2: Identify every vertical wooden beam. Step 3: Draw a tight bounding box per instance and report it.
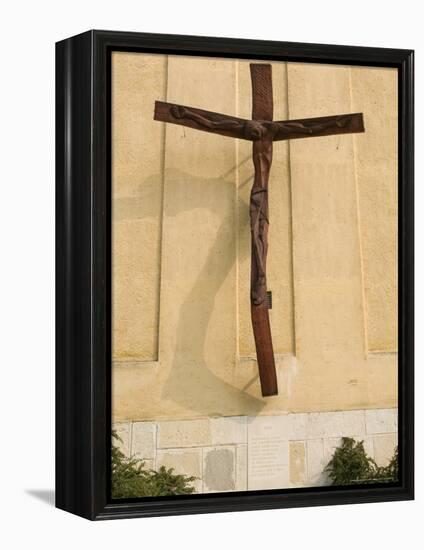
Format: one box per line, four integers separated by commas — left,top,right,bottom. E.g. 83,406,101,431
249,64,278,396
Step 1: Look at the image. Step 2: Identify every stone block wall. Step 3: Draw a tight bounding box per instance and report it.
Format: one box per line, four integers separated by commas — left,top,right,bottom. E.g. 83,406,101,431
113,408,397,493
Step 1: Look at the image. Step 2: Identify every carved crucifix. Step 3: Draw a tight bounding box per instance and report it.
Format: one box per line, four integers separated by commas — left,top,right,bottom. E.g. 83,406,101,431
154,63,364,397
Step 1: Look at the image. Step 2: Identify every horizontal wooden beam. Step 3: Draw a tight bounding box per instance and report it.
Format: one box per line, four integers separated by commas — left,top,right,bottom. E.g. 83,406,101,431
155,102,365,145
154,100,249,140
272,112,365,141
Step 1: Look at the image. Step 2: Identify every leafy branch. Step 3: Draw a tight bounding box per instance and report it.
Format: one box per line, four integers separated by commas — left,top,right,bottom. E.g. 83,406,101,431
325,437,398,486
111,431,197,498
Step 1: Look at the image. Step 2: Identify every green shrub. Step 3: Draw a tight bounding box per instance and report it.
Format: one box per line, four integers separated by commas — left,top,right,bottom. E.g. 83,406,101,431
325,437,398,486
111,431,197,498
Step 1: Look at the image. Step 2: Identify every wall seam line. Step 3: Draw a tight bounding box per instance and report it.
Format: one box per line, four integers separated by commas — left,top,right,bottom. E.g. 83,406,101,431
348,67,370,358
285,62,297,357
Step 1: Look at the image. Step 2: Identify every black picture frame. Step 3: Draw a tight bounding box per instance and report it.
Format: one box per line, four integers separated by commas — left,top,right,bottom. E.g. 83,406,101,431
56,30,414,520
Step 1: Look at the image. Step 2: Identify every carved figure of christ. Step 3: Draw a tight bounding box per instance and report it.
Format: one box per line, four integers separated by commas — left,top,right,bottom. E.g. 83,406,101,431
154,63,364,397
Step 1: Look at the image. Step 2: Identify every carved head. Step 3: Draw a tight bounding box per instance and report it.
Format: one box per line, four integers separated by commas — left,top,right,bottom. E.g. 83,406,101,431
243,120,267,140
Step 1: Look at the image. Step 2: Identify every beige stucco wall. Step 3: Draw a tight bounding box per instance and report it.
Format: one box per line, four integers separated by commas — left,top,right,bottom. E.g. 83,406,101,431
112,53,398,422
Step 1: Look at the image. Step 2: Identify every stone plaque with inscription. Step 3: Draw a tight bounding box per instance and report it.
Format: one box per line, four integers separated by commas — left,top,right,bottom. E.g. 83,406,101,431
247,416,289,490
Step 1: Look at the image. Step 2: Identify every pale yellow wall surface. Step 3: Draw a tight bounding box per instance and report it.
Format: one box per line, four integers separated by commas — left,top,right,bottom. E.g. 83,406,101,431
112,52,167,361
112,53,398,422
350,67,398,352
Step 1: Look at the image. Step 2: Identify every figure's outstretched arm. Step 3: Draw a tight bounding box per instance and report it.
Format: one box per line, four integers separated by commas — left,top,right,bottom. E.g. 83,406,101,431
271,112,364,141
154,101,249,140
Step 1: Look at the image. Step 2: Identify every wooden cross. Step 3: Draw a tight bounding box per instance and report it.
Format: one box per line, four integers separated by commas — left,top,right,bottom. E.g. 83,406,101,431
154,64,365,397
